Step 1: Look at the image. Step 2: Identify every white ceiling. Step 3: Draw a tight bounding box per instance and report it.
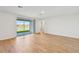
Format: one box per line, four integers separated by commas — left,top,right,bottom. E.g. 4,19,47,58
0,6,79,18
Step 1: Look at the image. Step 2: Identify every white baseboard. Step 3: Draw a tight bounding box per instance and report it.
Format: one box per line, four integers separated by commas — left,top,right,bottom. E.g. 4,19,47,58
46,32,79,39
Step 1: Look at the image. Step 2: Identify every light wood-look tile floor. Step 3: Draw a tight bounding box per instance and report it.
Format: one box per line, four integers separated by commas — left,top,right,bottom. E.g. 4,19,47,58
0,33,79,53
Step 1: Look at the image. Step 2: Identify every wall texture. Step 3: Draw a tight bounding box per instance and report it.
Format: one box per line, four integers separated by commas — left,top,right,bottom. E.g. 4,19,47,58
36,14,79,38
0,11,79,40
0,12,16,40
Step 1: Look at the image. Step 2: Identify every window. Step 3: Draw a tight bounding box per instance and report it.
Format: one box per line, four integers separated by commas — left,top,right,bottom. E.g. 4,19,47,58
16,19,31,33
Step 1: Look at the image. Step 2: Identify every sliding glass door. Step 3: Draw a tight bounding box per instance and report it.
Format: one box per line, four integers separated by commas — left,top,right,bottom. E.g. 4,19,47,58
16,19,33,36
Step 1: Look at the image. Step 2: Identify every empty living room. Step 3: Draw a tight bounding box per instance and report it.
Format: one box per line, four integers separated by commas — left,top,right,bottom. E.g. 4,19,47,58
0,6,79,53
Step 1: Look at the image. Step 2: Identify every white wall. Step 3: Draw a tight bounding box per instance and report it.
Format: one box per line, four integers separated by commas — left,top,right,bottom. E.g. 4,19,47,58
0,11,79,40
36,14,79,38
0,12,16,40
36,19,41,33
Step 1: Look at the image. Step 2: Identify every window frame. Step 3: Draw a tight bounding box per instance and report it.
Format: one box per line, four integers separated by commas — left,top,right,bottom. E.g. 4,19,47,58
16,19,32,33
